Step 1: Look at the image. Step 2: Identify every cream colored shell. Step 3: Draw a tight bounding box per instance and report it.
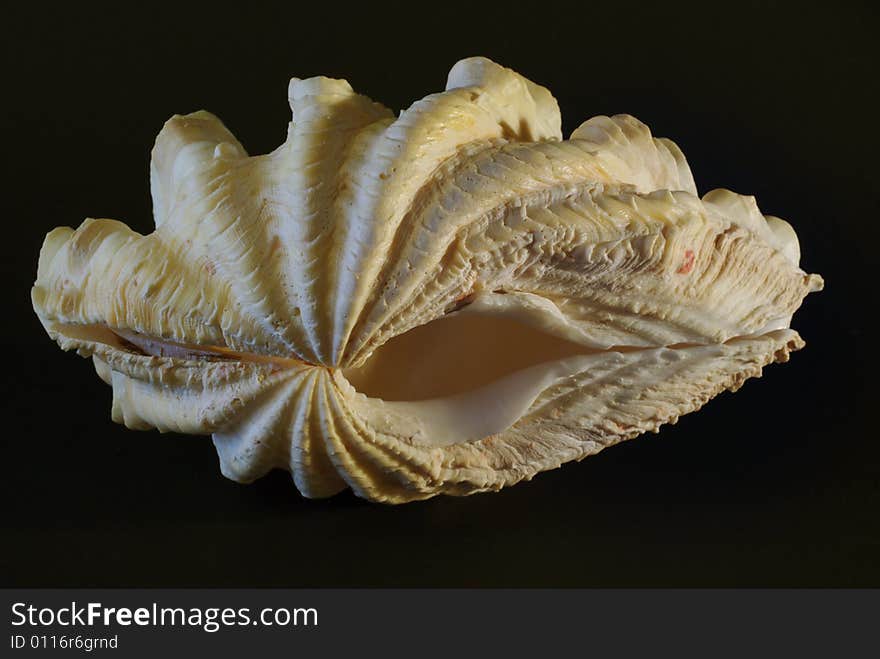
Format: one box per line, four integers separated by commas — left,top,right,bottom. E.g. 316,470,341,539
32,57,823,503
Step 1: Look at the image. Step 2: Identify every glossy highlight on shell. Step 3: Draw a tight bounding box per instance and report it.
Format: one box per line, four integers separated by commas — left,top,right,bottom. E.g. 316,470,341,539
32,57,823,503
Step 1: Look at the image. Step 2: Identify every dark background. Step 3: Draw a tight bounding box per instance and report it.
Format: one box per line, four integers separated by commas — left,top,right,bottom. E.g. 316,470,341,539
2,2,877,586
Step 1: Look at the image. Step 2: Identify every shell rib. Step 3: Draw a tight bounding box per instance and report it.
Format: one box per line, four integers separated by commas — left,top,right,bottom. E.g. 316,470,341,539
32,57,822,503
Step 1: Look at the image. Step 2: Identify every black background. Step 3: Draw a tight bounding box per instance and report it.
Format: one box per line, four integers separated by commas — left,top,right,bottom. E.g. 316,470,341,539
3,2,877,586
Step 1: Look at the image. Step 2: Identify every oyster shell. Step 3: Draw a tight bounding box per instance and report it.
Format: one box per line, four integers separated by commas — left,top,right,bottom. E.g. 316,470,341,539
32,57,822,503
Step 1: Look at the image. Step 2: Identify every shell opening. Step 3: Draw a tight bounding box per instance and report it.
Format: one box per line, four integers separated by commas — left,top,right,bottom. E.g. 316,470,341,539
342,303,606,402
340,296,623,446
47,323,304,368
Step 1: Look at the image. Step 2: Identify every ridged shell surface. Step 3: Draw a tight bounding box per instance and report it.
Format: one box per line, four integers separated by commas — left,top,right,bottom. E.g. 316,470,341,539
32,57,823,502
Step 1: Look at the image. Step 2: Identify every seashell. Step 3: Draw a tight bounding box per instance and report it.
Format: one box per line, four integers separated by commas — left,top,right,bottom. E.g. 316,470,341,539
32,57,823,503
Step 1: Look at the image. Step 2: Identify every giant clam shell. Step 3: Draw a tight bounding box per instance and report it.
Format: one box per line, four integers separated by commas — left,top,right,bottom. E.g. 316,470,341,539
32,57,823,502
